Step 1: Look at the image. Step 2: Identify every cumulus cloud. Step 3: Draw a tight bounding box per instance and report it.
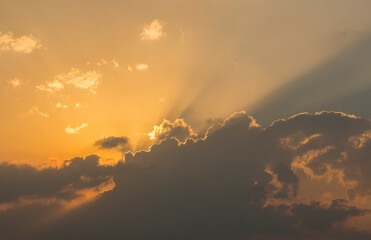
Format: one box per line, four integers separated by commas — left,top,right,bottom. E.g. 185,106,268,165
0,155,112,205
65,123,88,134
2,111,371,240
0,32,41,53
140,19,165,40
148,118,197,142
94,136,130,152
29,105,49,118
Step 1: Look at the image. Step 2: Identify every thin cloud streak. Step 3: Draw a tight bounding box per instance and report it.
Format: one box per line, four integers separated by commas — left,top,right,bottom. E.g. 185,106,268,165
65,123,88,134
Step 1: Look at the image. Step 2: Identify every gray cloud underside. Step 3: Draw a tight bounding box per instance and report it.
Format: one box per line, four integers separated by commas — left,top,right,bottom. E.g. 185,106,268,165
1,111,371,240
94,136,129,150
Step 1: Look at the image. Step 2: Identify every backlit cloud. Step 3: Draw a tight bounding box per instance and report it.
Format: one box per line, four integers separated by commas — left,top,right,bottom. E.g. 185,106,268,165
140,19,165,40
148,118,197,142
1,111,371,239
0,32,41,53
65,123,89,134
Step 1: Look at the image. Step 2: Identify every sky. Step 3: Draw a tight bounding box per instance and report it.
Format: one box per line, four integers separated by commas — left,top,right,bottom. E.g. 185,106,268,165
1,1,371,239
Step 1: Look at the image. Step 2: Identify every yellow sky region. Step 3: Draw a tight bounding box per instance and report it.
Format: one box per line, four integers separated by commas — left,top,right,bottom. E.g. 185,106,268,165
1,0,371,164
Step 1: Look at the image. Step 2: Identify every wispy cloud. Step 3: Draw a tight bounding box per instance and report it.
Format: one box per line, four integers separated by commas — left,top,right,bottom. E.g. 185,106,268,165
140,19,165,40
8,78,22,87
37,68,102,94
0,32,41,53
29,105,49,118
36,80,64,93
56,68,102,94
65,123,89,134
97,59,108,66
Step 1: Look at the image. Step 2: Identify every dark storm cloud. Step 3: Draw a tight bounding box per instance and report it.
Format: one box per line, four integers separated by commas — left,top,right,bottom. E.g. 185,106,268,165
0,155,112,204
94,136,130,151
2,111,371,240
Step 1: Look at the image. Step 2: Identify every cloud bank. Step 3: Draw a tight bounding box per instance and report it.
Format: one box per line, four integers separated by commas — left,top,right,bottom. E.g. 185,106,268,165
1,111,371,240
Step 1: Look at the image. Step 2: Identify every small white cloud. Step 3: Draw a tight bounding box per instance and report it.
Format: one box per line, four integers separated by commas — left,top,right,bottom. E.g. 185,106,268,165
75,103,81,108
56,103,68,109
127,66,133,72
0,32,41,53
112,59,119,68
55,68,102,94
136,64,149,71
29,105,49,118
65,123,88,134
36,80,64,93
8,78,22,87
140,19,165,40
97,59,108,66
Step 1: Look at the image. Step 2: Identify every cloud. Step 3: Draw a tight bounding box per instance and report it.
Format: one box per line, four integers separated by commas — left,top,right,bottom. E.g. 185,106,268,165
29,105,49,118
55,68,102,94
135,63,148,71
112,59,119,68
0,155,112,205
140,19,165,40
56,103,68,109
65,123,88,134
94,136,130,152
37,68,102,94
0,32,41,53
2,111,371,239
148,118,197,142
97,59,108,66
36,80,64,93
8,78,22,87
